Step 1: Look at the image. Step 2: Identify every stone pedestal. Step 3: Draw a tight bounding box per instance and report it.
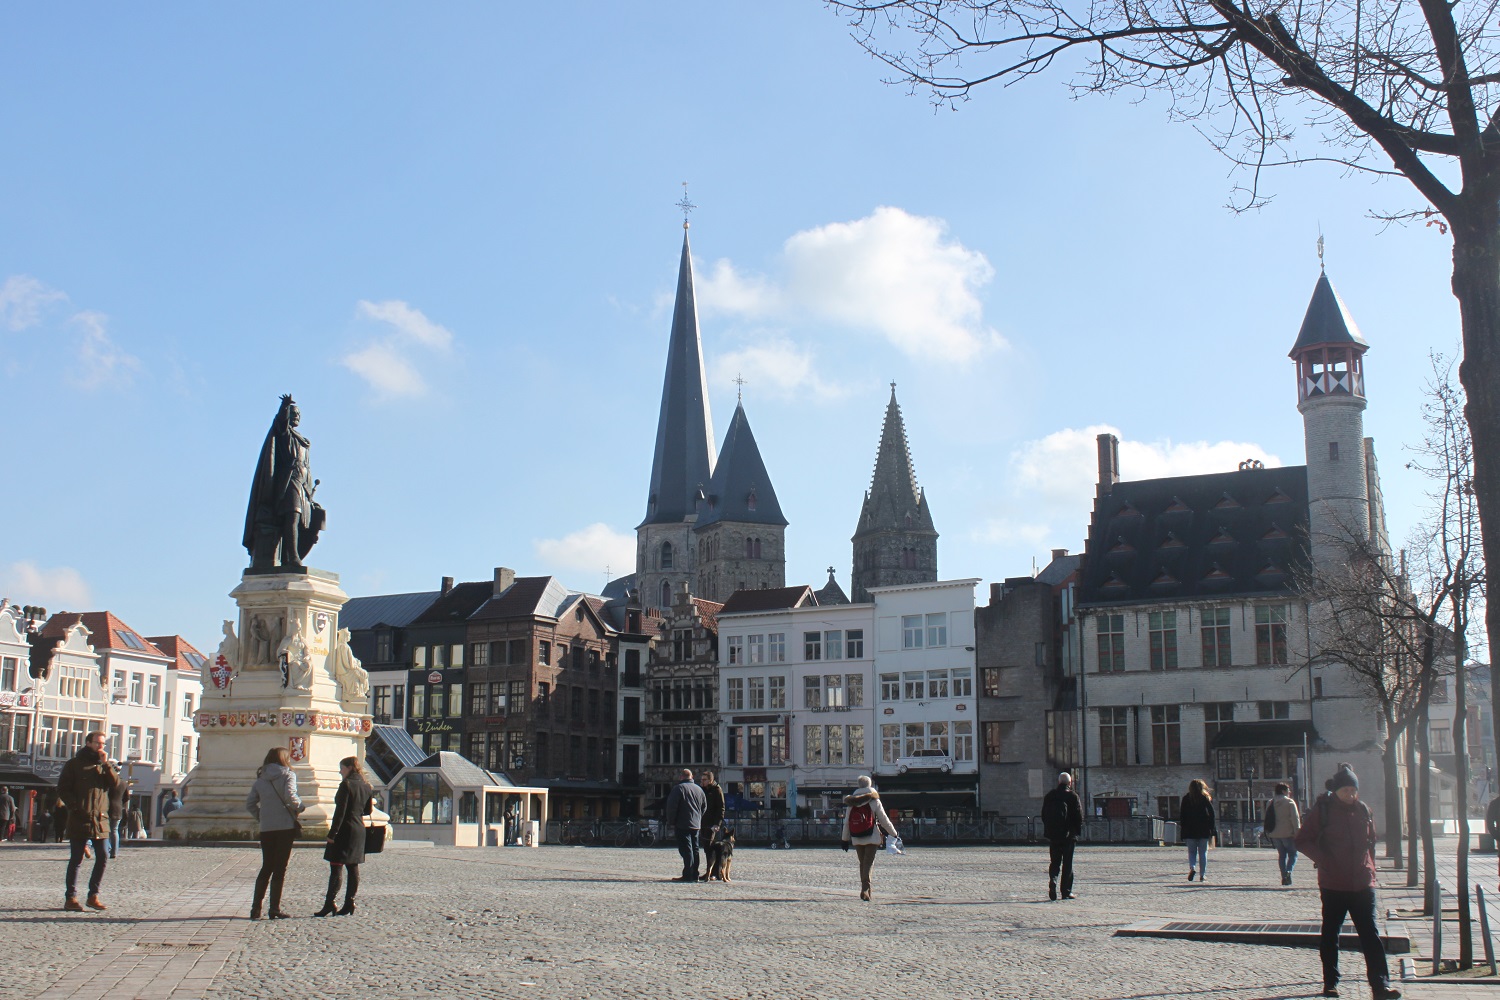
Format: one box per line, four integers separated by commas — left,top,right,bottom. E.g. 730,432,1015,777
167,568,371,840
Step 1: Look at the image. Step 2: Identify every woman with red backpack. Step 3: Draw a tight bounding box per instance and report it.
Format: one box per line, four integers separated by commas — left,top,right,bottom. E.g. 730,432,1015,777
840,775,899,902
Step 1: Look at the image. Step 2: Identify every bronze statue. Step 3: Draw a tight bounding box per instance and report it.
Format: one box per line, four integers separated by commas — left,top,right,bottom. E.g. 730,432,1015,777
243,395,325,569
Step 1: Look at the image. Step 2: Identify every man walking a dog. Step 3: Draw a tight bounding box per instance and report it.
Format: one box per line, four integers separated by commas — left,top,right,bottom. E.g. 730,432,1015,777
663,768,706,882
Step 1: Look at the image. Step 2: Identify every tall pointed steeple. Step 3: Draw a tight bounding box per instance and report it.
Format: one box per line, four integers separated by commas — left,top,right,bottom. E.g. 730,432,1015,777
692,400,789,602
640,229,716,528
851,385,938,602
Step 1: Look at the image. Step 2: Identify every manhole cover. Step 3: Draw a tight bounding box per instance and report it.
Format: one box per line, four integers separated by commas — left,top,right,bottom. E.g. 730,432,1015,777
129,943,210,954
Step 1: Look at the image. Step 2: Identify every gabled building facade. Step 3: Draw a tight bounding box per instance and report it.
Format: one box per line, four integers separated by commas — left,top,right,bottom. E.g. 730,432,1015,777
644,585,722,806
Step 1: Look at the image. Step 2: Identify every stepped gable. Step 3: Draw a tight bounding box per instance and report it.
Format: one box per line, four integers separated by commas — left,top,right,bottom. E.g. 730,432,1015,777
1078,464,1310,606
640,230,716,528
696,402,787,529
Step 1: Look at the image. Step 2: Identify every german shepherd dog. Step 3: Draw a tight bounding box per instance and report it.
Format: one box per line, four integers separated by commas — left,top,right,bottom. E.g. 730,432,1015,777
704,826,735,882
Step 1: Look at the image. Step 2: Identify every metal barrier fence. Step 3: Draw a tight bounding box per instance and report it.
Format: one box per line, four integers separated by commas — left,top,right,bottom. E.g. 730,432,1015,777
545,815,1199,846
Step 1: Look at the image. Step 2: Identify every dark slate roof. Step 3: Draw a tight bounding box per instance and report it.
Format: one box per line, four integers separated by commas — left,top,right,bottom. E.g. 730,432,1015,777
1036,553,1082,587
1211,720,1317,749
1078,464,1310,607
366,724,427,783
340,591,442,631
641,230,716,527
470,576,575,621
720,585,816,615
695,402,788,528
1289,271,1368,355
855,387,937,538
411,582,494,626
601,573,636,601
814,569,850,606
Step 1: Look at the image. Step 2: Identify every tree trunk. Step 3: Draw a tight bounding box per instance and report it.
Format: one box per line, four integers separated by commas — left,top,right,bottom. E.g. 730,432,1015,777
1383,706,1404,866
1450,212,1500,815
1406,730,1421,888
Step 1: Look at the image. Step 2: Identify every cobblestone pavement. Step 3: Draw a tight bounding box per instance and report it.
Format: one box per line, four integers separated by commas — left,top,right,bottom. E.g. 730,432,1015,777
2,840,1496,999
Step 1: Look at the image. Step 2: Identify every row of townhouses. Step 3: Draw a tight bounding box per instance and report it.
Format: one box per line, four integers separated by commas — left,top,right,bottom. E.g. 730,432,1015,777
0,602,205,836
328,227,1494,829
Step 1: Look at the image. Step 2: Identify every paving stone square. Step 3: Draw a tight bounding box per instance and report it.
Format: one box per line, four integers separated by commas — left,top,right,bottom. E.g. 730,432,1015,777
2,841,1494,1000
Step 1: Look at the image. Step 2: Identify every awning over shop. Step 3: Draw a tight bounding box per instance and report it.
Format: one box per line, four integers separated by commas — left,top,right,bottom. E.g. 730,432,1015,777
0,765,54,788
1211,720,1318,749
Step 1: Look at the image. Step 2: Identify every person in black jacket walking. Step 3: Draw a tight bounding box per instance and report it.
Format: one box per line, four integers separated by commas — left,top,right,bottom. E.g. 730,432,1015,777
1180,779,1217,882
316,757,374,917
1041,772,1083,900
663,769,707,882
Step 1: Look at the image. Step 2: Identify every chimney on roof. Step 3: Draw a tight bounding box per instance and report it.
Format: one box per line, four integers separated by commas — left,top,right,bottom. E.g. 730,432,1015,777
493,567,515,598
441,576,454,594
1096,433,1120,496
1051,548,1069,562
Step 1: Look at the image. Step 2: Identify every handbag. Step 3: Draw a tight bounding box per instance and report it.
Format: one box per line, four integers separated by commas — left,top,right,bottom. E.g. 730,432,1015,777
363,818,387,855
271,774,302,837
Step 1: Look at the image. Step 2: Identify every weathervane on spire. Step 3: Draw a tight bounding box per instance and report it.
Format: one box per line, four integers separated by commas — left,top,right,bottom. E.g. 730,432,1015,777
1317,231,1325,272
734,372,745,403
676,182,696,230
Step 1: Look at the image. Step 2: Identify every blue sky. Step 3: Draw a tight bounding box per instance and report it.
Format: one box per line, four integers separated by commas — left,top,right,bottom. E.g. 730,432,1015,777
0,3,1460,653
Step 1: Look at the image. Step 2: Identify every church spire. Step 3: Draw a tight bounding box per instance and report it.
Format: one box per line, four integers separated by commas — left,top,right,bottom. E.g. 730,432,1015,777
851,385,938,603
640,229,716,528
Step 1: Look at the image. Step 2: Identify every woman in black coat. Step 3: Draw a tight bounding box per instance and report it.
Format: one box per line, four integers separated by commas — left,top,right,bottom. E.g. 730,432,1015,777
315,756,374,917
1179,779,1218,882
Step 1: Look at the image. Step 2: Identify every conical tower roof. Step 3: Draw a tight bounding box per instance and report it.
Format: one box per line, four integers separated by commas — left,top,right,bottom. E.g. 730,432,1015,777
641,229,716,527
856,386,935,535
696,402,787,528
1289,271,1368,356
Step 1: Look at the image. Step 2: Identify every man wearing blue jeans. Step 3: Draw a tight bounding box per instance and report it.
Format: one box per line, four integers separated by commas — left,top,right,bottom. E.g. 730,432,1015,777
663,768,706,882
1265,782,1302,886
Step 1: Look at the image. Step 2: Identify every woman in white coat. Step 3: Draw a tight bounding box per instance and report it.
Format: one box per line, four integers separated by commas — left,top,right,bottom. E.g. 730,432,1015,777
841,775,900,901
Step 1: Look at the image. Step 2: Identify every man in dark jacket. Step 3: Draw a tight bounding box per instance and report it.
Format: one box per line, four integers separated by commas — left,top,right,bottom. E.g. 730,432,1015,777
663,768,707,882
0,786,14,841
1295,764,1400,1000
1042,772,1083,901
56,732,120,912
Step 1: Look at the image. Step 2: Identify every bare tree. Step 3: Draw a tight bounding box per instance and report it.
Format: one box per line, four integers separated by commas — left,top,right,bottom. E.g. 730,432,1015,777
828,0,1500,763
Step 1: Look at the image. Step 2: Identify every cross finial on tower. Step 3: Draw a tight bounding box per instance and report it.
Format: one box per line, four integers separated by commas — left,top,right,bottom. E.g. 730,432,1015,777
676,182,696,230
734,372,746,402
889,380,897,397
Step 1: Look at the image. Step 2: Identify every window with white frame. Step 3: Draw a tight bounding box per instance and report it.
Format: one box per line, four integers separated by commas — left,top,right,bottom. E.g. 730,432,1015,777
144,728,159,763
824,674,844,708
147,675,161,707
748,677,765,710
768,633,786,662
880,724,901,764
726,678,744,711
727,636,744,665
951,668,973,698
183,692,194,719
803,631,822,661
824,631,843,661
130,674,143,705
846,629,865,659
179,736,192,772
927,669,950,699
127,727,141,758
880,673,899,701
846,674,864,707
902,671,924,701
804,675,822,709
848,725,865,764
804,724,823,764
902,615,923,649
953,721,974,761
748,634,765,664
769,676,785,709
926,613,948,647
108,725,123,759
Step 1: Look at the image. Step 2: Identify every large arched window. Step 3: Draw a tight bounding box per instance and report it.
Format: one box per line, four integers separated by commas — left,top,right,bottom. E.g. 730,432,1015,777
660,541,674,570
660,580,671,608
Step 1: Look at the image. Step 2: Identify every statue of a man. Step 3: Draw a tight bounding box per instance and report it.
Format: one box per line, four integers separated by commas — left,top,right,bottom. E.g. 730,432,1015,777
243,395,325,569
330,627,370,703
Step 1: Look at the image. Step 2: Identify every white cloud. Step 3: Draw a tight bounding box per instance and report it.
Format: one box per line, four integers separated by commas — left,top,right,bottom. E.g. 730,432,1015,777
0,561,92,609
341,299,453,400
533,523,636,579
0,275,67,332
356,299,453,350
696,207,1001,362
341,342,427,399
69,311,142,390
710,337,848,402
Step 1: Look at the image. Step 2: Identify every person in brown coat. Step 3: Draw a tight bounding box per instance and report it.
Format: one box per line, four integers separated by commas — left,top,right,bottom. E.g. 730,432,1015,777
56,732,120,912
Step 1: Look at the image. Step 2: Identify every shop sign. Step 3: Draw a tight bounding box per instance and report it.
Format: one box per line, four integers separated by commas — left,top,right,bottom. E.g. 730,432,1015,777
0,691,16,708
416,719,454,734
427,671,443,684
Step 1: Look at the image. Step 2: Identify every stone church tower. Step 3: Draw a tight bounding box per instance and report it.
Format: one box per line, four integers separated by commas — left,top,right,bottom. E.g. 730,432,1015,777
638,223,789,608
638,225,715,611
693,400,787,602
850,386,937,603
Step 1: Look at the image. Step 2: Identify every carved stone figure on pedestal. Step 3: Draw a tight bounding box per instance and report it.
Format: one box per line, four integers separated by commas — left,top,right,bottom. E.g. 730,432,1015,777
208,619,238,692
277,618,314,692
329,627,369,703
243,395,326,570
249,613,282,667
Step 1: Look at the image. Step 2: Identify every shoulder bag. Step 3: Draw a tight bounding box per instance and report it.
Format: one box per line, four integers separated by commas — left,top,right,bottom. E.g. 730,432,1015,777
271,774,303,837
